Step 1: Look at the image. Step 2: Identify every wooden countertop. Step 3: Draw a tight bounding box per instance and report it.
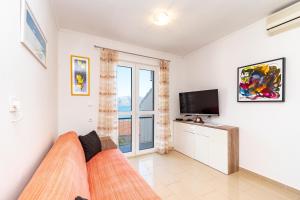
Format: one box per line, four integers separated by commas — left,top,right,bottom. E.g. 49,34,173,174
173,120,238,131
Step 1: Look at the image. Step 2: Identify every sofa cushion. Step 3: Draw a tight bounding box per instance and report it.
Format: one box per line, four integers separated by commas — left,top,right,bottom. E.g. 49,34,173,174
87,149,160,200
18,132,90,200
79,130,102,162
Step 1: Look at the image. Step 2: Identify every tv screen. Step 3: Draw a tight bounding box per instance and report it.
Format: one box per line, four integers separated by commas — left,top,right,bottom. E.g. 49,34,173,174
179,89,219,115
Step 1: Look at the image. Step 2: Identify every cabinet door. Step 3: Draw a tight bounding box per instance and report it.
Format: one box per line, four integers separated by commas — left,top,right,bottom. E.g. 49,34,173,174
195,133,209,164
182,131,196,158
173,122,184,153
209,130,228,174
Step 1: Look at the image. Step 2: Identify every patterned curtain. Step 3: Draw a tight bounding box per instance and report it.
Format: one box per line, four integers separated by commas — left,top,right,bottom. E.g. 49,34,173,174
97,49,119,144
157,60,171,154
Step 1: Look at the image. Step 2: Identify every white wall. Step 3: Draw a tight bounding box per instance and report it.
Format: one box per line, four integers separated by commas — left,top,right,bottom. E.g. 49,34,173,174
57,29,185,135
183,19,300,190
0,0,58,199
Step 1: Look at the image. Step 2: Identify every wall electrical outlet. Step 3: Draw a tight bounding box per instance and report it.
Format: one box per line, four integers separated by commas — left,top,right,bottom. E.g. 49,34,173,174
88,102,93,108
9,96,23,123
9,97,21,113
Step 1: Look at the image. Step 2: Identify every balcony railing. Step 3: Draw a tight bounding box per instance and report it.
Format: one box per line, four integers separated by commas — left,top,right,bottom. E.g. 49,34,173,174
118,116,154,153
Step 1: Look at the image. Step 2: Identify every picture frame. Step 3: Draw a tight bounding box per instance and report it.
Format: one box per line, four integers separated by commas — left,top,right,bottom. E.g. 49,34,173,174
20,0,47,68
237,58,285,102
71,55,90,96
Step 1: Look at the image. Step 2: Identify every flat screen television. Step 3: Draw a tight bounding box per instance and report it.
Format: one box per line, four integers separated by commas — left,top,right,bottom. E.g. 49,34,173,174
179,89,219,116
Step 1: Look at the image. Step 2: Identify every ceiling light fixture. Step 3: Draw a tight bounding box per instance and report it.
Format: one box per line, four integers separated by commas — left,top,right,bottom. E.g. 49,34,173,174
153,11,170,26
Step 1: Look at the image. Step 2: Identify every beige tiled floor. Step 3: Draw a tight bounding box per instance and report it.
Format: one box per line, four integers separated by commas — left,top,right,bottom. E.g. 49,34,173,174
128,151,300,200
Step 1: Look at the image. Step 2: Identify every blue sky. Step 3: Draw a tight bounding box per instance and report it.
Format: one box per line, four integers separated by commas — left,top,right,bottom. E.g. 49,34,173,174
117,66,153,98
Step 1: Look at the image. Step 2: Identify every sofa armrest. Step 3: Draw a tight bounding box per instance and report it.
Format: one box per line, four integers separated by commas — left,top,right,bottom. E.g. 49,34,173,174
100,136,117,150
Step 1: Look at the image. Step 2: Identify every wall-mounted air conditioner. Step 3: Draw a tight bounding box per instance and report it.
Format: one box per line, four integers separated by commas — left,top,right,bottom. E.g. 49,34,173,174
266,2,300,35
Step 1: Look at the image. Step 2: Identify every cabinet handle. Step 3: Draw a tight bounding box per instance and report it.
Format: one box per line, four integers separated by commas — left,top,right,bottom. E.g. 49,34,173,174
200,134,209,138
184,131,196,134
196,133,209,138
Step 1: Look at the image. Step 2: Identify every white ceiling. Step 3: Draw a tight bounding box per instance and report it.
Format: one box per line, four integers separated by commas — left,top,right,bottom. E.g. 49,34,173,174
51,0,296,55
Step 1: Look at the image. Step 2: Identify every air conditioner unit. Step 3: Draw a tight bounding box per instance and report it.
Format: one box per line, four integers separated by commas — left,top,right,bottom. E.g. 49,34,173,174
266,2,300,34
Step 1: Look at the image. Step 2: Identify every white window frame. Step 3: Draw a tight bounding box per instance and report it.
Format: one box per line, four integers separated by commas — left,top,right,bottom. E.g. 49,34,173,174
117,60,158,157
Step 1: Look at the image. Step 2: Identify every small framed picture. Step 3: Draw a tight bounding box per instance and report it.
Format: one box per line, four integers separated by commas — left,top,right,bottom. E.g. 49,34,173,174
71,55,90,96
237,58,285,102
20,0,47,68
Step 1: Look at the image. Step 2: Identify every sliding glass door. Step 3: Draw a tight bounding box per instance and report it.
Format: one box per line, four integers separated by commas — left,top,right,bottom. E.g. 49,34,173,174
117,61,157,156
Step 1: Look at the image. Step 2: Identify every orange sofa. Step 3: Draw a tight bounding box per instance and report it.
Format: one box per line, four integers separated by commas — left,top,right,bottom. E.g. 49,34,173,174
18,132,160,200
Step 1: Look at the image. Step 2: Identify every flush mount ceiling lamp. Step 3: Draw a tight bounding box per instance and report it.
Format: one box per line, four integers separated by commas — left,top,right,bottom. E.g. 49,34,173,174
153,11,170,26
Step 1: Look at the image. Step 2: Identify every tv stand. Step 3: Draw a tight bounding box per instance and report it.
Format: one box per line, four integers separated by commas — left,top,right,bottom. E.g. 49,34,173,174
173,120,239,174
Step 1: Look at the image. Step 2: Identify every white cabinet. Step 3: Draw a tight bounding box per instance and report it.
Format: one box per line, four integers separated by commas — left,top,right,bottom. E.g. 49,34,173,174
195,133,209,165
173,121,239,175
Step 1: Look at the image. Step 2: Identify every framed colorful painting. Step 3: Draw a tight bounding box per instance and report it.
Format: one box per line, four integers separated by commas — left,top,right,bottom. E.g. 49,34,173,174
237,58,285,102
71,55,90,96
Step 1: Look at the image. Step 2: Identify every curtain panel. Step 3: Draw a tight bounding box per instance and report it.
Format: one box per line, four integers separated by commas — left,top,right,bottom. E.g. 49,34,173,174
97,49,119,144
157,60,171,154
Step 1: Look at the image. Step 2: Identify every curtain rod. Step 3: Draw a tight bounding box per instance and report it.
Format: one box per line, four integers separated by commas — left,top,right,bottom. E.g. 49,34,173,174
94,45,171,62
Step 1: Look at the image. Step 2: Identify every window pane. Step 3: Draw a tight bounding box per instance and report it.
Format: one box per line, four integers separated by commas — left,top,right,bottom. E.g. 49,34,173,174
117,66,132,112
118,115,132,153
139,115,154,150
139,70,154,111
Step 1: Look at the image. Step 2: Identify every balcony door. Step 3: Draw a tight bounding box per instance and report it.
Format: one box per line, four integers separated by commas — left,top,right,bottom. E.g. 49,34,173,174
117,61,157,156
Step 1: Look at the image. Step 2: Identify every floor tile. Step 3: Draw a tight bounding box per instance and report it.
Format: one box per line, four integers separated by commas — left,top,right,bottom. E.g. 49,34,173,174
128,151,300,200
